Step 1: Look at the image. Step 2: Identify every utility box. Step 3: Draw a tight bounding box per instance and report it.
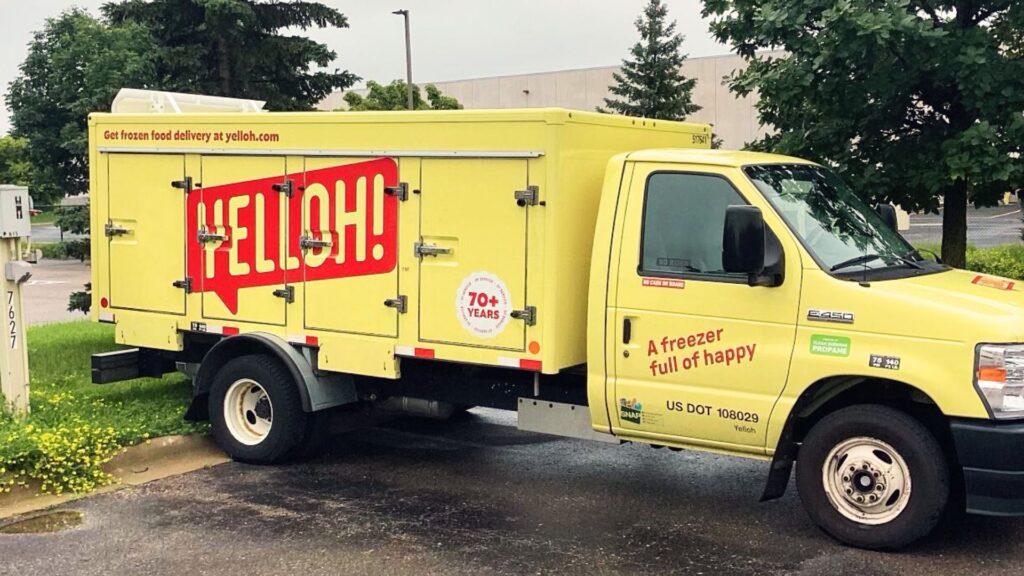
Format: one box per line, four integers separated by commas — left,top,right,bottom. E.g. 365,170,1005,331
0,186,31,239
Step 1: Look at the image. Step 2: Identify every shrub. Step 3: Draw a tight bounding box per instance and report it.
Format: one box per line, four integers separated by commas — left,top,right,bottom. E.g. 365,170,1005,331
36,240,89,261
914,243,1024,281
965,245,1024,281
0,322,204,495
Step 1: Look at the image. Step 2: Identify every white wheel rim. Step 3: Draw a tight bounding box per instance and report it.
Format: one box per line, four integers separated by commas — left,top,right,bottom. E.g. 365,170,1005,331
822,436,911,525
223,378,273,446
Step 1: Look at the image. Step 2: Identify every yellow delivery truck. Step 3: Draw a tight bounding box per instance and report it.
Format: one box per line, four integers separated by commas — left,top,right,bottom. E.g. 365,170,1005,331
89,90,1024,549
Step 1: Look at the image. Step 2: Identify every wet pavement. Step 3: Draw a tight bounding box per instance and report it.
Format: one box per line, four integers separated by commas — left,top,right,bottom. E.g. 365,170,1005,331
2,408,1023,576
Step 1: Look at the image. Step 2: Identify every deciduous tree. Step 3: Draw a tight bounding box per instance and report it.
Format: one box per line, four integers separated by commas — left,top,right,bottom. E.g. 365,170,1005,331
6,10,157,202
703,0,1024,267
0,137,32,187
343,81,463,111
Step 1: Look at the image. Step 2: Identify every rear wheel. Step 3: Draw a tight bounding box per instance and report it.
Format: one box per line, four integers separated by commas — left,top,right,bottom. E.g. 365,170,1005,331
796,404,949,550
209,354,308,464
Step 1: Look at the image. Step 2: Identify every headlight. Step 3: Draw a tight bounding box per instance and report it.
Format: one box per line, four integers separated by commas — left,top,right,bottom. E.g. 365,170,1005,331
976,344,1024,418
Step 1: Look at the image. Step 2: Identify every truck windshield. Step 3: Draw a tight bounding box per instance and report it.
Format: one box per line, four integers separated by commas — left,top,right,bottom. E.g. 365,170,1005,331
745,164,937,277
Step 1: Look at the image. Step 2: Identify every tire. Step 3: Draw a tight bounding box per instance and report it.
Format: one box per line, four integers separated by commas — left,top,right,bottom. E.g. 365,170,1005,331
208,354,308,464
796,404,949,550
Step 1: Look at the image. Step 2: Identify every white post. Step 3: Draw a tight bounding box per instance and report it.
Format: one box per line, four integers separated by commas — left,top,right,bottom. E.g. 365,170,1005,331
0,186,33,415
0,237,29,414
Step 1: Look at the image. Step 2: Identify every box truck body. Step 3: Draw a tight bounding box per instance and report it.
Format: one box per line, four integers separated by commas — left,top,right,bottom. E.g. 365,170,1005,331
89,105,710,378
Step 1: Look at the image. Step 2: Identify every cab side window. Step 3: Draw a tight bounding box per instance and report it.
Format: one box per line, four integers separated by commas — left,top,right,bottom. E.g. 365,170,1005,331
640,172,748,279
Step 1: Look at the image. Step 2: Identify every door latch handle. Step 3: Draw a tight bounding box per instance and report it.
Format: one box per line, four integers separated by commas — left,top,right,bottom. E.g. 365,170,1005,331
272,286,294,303
511,306,537,326
271,180,294,197
623,318,632,344
414,242,452,258
104,222,131,237
384,295,407,314
197,227,228,244
299,235,333,250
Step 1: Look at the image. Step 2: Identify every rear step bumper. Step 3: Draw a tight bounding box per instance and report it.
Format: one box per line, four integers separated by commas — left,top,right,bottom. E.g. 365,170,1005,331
91,348,174,384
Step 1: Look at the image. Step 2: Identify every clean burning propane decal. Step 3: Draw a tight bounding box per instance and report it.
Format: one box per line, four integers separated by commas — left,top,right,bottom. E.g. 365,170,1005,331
186,158,399,314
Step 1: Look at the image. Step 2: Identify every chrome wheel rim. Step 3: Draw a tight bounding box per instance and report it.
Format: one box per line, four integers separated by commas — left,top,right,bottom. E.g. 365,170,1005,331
822,436,911,525
223,378,273,446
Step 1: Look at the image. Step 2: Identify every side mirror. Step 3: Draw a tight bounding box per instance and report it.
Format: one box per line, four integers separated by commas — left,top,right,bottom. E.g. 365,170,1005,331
875,203,898,231
723,205,766,280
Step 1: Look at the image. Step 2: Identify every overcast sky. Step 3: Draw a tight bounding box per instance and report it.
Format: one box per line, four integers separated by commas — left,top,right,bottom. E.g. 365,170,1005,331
0,0,728,135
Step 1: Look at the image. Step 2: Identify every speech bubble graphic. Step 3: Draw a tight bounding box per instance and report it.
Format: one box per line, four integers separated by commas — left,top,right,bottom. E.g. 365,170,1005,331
186,158,399,314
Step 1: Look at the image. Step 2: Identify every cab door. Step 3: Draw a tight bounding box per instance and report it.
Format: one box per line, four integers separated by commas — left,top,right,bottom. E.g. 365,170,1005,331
107,154,187,315
610,165,801,451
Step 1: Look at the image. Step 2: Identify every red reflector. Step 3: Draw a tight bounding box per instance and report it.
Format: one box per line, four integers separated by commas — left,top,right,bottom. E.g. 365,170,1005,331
414,348,435,359
100,297,109,308
520,359,543,371
223,326,240,336
306,336,319,346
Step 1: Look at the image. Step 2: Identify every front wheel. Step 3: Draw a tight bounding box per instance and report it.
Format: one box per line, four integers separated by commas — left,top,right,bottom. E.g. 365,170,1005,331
209,354,308,464
796,405,949,550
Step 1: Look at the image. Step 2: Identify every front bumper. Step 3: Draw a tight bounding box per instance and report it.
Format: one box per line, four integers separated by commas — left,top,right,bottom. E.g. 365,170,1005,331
951,418,1024,516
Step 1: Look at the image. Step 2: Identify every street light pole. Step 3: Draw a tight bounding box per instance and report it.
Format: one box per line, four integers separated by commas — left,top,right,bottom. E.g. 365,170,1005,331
393,9,414,110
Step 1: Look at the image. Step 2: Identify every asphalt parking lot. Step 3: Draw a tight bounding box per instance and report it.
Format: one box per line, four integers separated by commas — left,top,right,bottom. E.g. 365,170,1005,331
902,205,1022,248
3,408,1024,576
23,258,90,325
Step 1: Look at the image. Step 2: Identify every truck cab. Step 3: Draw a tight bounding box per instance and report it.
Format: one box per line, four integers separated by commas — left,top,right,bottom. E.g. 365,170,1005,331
588,149,1024,548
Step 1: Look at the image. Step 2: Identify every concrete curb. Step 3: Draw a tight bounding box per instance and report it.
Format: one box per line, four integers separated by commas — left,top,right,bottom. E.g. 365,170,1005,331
0,434,229,519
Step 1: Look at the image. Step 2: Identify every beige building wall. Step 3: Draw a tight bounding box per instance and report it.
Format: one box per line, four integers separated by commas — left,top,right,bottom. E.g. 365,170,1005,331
319,52,781,149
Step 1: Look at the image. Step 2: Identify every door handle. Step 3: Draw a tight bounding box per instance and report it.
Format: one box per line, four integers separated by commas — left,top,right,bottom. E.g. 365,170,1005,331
623,318,632,344
414,242,452,258
104,223,132,237
299,235,333,250
197,227,228,244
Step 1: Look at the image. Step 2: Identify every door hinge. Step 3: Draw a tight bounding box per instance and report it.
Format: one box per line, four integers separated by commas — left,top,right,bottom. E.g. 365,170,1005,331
104,222,131,237
272,286,295,303
171,177,197,193
414,241,452,258
299,235,333,250
172,278,193,293
514,185,540,207
197,226,228,244
384,182,409,201
384,295,408,314
511,306,537,326
271,180,295,197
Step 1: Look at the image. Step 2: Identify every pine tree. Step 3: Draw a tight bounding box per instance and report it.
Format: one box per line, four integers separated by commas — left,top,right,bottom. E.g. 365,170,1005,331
600,0,700,121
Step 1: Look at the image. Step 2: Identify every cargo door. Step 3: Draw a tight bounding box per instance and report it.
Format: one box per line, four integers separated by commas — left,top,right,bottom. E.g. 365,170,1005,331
107,154,187,315
301,157,401,336
419,159,530,350
196,155,290,326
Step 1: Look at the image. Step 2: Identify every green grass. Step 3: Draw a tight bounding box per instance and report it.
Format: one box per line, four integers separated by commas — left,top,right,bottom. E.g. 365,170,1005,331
0,321,205,494
30,210,57,225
